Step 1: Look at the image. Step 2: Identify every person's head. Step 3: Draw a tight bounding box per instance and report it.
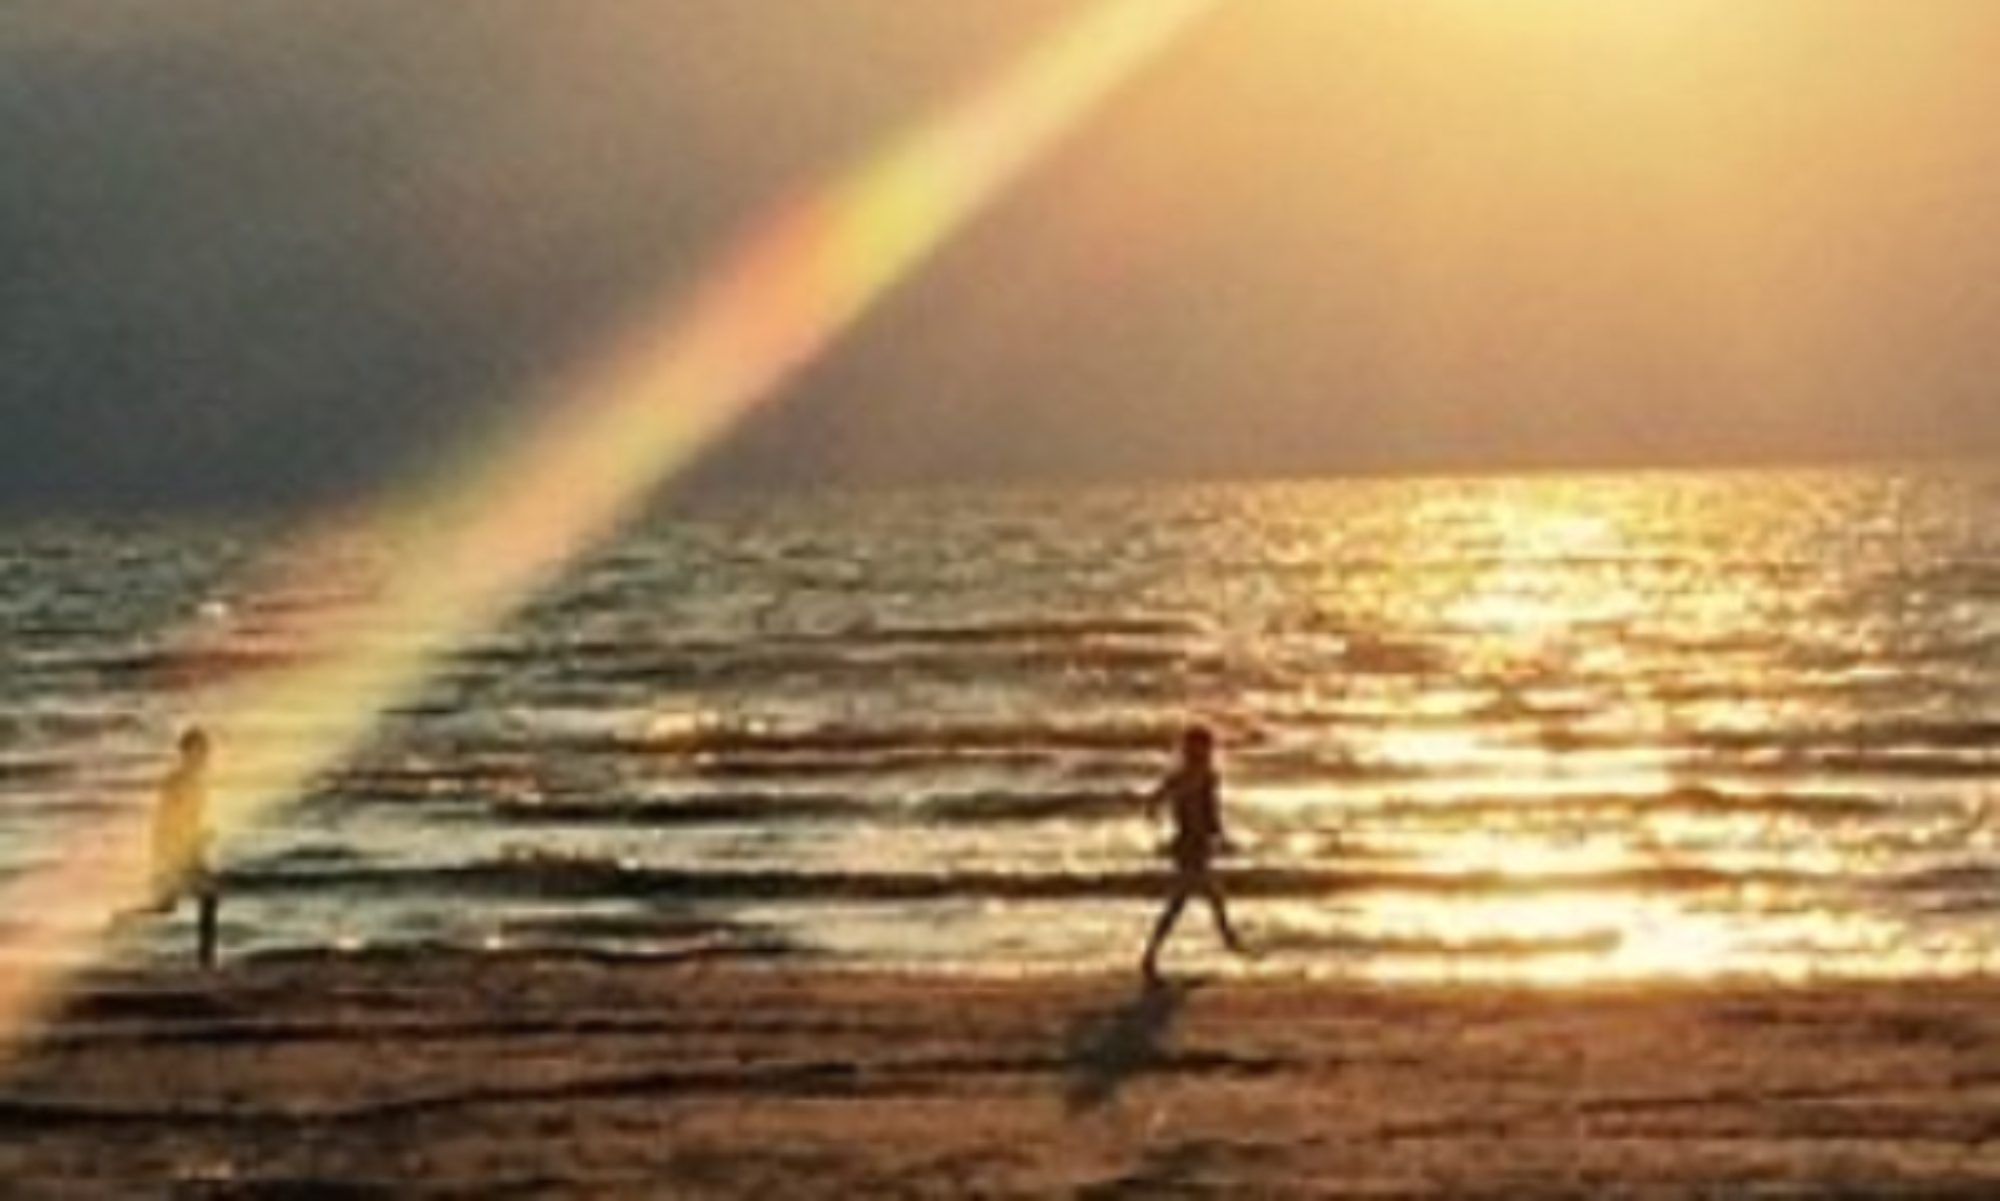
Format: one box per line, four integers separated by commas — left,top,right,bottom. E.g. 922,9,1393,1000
1178,723,1215,768
178,725,212,766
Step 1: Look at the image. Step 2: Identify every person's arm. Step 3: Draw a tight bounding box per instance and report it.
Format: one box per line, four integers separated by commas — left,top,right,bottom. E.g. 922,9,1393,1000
1143,772,1174,824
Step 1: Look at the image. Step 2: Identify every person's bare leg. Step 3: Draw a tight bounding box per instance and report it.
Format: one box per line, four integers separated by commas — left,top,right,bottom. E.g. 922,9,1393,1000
197,892,219,969
1203,882,1245,954
1141,891,1188,981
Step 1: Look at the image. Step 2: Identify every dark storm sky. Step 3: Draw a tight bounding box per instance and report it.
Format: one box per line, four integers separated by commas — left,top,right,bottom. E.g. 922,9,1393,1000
4,1,1999,513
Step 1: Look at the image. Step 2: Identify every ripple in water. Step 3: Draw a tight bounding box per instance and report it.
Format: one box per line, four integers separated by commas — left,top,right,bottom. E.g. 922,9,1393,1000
5,467,2000,981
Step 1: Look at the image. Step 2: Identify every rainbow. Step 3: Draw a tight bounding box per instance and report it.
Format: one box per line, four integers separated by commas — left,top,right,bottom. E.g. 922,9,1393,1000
0,0,1214,1058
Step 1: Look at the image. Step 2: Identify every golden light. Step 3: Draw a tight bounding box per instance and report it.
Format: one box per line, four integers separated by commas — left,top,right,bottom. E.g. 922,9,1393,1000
0,0,1217,1061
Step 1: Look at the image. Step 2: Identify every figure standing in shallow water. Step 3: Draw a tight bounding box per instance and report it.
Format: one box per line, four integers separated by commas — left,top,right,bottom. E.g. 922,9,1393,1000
146,725,221,967
1139,723,1246,982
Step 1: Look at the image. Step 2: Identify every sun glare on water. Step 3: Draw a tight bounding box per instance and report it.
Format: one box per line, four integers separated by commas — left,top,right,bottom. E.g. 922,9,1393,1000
1273,474,1970,986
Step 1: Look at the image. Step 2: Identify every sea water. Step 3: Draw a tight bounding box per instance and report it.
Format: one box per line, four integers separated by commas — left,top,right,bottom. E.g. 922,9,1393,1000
5,466,2000,982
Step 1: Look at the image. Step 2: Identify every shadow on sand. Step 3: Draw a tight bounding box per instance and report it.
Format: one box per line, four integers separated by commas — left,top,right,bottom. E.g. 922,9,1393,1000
1063,977,1202,1113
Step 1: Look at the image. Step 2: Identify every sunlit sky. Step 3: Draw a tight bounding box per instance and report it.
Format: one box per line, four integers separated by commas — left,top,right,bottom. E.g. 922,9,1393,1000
4,0,1999,511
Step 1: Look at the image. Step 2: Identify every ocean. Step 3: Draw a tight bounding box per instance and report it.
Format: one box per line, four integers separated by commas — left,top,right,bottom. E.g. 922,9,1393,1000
6,466,2000,982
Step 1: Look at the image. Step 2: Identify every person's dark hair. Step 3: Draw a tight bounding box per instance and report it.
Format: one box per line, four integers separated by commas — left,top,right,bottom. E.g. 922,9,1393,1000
1180,723,1215,760
179,726,211,759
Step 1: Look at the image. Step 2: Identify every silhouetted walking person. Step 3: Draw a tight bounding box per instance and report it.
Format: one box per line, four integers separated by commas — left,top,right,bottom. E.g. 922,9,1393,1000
1140,724,1244,981
145,726,221,967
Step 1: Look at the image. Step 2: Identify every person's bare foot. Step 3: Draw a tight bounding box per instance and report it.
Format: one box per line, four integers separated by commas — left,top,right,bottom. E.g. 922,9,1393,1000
107,900,173,931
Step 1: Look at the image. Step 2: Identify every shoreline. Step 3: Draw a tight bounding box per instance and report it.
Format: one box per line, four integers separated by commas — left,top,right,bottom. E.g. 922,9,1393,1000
6,953,2000,1196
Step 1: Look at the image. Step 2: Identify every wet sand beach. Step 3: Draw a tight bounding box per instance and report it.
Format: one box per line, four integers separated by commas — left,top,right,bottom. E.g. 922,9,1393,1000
6,954,2000,1197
